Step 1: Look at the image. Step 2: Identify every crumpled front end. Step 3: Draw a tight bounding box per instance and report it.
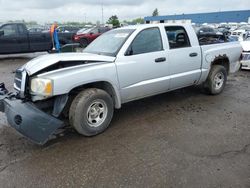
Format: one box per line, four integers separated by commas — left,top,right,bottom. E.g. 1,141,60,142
0,94,64,145
0,77,64,145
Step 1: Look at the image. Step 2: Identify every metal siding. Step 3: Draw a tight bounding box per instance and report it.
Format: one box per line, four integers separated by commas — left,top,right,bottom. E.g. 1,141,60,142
144,10,250,23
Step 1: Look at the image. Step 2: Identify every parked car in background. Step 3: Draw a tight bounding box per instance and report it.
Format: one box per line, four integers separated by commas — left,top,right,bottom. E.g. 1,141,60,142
228,35,240,42
76,26,94,35
73,26,111,47
57,26,80,33
76,27,88,35
237,25,250,32
0,23,52,54
195,26,227,45
240,37,250,70
0,23,77,54
230,25,250,41
28,27,44,33
217,27,230,36
196,26,220,35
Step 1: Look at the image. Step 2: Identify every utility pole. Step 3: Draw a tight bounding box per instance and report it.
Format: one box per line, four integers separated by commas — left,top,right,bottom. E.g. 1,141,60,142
101,1,104,25
83,13,87,24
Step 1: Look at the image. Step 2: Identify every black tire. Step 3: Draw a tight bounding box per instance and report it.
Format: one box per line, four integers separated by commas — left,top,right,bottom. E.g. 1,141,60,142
79,38,88,48
239,63,242,70
69,88,114,136
204,65,227,95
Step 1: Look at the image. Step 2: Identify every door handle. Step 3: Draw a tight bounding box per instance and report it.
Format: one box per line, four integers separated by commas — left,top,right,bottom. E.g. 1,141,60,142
155,57,166,63
189,53,198,57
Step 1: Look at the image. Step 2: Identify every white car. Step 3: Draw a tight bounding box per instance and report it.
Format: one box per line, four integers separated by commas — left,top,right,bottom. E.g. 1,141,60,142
241,38,250,70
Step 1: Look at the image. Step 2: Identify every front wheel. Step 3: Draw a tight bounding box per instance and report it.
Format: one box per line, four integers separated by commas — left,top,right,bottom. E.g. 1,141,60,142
69,88,114,136
204,65,227,95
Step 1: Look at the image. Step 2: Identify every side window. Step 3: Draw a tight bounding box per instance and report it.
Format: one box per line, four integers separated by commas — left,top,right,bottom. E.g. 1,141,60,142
17,25,26,34
128,27,163,55
165,26,191,49
91,28,99,34
0,24,17,36
99,27,108,33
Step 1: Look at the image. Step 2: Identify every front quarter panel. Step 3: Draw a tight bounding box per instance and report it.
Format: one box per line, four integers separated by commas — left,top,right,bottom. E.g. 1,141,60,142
36,62,121,107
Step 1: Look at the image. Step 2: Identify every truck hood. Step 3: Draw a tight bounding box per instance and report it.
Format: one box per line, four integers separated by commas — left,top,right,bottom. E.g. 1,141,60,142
23,53,116,75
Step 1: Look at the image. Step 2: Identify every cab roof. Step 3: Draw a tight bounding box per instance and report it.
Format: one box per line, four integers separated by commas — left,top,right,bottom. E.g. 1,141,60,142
117,23,192,30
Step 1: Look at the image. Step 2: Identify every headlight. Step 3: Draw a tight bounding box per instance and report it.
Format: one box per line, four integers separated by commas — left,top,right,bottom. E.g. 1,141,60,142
30,78,53,96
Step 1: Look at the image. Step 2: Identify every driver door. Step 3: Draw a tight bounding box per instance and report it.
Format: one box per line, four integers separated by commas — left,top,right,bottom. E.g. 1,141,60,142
0,24,20,54
115,27,170,103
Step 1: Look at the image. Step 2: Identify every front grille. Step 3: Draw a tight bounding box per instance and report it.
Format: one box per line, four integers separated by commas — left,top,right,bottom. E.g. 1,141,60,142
14,70,22,91
242,53,250,61
14,69,27,98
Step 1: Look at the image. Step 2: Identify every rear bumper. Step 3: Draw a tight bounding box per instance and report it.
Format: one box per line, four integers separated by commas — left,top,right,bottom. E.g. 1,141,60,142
0,96,64,145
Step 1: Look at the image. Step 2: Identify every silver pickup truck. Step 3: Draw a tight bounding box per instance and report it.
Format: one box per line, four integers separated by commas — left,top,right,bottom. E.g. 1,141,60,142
0,23,242,144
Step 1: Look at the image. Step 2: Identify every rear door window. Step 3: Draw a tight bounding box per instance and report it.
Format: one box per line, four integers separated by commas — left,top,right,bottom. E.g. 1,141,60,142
99,27,109,33
17,24,26,34
91,28,99,34
165,26,191,49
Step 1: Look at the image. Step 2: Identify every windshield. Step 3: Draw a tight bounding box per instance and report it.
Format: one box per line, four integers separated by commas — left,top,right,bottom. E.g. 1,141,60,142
83,29,135,57
77,28,88,34
80,28,94,34
238,26,250,30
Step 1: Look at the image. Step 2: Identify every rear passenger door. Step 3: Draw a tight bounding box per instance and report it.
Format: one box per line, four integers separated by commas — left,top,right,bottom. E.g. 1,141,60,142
29,32,51,52
16,24,29,52
89,28,100,42
165,26,202,90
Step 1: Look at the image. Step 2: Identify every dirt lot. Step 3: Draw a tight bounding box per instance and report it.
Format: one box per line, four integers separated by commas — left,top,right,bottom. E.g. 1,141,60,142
0,56,249,188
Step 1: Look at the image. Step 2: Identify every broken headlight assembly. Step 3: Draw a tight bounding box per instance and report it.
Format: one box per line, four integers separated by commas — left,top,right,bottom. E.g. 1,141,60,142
30,78,53,97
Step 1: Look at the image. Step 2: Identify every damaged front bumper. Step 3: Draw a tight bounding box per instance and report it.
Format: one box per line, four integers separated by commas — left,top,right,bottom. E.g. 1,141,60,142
0,84,64,145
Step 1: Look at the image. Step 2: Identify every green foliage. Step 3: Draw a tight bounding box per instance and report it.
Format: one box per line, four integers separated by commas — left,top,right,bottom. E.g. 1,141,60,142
122,17,144,25
107,15,120,27
152,8,159,16
132,18,144,24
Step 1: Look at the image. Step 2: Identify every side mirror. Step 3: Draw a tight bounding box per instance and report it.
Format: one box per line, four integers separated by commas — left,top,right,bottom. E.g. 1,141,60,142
90,32,93,35
0,30,4,37
125,46,133,56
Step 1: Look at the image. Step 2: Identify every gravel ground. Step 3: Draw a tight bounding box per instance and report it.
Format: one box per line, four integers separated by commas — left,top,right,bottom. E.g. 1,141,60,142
0,55,249,188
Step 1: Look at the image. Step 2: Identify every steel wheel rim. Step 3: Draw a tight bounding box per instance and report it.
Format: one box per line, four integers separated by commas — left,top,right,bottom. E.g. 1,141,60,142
86,99,108,128
214,72,225,90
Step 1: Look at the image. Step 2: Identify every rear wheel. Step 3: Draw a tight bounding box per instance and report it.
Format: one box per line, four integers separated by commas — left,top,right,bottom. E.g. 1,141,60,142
69,88,114,136
204,65,227,95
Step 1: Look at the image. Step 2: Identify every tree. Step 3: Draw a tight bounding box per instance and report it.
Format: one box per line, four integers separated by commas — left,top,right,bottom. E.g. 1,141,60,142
152,8,159,16
132,18,144,24
107,15,120,27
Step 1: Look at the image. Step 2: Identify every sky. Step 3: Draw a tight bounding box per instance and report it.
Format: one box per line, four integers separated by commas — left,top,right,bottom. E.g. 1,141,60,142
0,0,249,24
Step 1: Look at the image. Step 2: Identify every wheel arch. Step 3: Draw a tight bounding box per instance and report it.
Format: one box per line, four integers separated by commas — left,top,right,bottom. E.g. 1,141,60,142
211,55,230,74
69,81,121,109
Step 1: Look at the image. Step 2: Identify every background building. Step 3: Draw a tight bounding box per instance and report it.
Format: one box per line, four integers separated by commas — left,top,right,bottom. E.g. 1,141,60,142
144,10,250,24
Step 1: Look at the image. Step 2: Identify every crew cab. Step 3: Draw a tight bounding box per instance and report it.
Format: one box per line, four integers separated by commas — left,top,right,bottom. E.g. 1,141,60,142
0,23,242,144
